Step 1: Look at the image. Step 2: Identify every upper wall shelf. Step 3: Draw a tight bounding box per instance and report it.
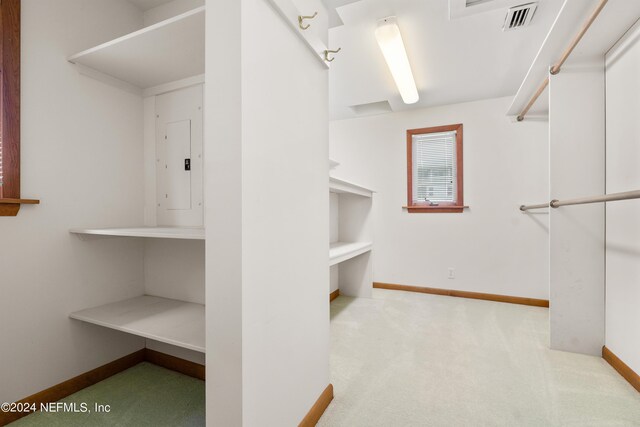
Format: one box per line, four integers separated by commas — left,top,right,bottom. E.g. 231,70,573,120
329,176,374,198
67,6,205,89
69,227,205,240
507,0,640,118
70,295,205,353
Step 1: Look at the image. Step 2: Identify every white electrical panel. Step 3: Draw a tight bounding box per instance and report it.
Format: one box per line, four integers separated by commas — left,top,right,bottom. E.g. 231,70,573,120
155,85,203,226
164,119,192,210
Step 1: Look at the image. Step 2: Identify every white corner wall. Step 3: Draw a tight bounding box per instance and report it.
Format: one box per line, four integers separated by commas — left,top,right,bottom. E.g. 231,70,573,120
330,97,549,300
206,0,330,425
0,0,146,403
604,23,640,374
548,60,605,356
142,0,204,26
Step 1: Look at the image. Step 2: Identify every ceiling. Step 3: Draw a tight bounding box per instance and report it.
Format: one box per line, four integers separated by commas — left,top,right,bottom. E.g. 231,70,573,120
328,0,564,119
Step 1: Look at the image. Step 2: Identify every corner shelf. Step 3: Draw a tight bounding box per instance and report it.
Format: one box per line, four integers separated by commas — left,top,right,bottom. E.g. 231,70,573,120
70,295,205,353
329,241,372,266
329,177,374,198
67,6,205,89
69,227,205,240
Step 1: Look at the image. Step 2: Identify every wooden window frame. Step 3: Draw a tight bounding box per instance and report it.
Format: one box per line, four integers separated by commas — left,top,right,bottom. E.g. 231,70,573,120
0,0,38,216
405,124,466,213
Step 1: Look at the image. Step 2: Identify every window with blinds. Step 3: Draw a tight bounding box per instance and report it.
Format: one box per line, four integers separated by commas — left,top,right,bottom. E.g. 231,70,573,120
412,131,457,204
406,124,464,213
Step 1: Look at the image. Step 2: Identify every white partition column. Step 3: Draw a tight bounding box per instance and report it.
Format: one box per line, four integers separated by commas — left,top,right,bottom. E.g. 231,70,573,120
548,60,605,356
206,0,330,425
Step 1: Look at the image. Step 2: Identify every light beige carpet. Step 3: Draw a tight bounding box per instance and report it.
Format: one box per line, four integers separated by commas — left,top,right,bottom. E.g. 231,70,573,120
319,289,640,427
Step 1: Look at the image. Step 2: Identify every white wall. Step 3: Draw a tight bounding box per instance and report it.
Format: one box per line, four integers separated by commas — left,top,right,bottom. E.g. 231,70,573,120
330,96,550,299
206,0,330,424
548,60,605,356
143,0,204,26
143,238,205,365
144,240,204,304
604,24,640,374
0,0,146,403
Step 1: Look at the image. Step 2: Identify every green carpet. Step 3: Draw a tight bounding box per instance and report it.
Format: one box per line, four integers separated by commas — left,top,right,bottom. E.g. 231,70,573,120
10,362,205,427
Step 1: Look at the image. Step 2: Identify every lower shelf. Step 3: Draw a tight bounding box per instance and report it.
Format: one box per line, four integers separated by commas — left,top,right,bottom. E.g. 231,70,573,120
329,241,372,266
70,296,205,353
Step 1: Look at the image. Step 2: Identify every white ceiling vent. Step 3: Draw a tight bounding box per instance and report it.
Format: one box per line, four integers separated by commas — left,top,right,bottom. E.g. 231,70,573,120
503,3,537,31
465,0,492,6
350,100,392,115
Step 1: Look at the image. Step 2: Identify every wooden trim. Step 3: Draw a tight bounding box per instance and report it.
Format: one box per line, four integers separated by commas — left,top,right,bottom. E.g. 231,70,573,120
603,346,640,393
0,198,40,204
144,348,205,381
373,282,549,308
298,384,334,427
406,124,464,213
0,204,19,216
405,205,468,213
0,199,40,216
329,289,339,302
0,350,145,426
0,0,21,200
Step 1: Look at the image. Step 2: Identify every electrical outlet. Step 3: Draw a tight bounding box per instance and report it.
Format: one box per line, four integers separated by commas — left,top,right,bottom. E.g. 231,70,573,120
448,268,455,279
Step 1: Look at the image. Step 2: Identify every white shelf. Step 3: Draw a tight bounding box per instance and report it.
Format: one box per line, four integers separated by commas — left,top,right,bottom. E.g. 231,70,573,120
329,241,372,266
329,159,340,169
70,295,205,353
329,176,374,198
69,227,205,240
68,7,205,89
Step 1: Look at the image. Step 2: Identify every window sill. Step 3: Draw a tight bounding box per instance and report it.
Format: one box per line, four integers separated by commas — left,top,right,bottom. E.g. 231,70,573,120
404,205,468,213
0,198,40,216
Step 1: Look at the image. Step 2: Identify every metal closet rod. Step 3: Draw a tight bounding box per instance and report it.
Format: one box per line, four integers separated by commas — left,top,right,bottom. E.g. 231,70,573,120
550,189,640,208
517,0,609,122
519,202,549,211
520,189,640,211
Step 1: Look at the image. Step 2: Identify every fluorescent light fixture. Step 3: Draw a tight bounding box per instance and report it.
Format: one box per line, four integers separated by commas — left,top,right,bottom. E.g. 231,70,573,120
375,17,419,104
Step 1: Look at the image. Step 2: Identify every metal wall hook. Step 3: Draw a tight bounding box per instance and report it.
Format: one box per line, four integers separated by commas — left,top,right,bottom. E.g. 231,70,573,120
298,12,318,30
324,47,341,62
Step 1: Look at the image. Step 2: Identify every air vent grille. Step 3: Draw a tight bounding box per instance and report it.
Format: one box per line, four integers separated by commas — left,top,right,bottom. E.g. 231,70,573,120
503,2,537,31
350,101,392,115
465,0,490,6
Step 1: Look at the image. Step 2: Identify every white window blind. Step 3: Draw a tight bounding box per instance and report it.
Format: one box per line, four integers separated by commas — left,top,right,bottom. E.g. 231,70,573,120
412,130,457,204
